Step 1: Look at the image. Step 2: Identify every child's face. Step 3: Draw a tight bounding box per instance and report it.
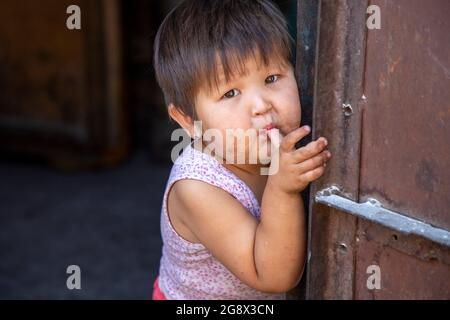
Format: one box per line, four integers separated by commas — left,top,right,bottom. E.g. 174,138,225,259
194,53,301,165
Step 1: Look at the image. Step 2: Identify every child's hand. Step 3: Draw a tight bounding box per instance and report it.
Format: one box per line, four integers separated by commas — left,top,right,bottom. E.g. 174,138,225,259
268,126,331,194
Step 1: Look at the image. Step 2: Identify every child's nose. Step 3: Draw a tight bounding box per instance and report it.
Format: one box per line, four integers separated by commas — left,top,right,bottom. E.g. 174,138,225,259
251,95,272,117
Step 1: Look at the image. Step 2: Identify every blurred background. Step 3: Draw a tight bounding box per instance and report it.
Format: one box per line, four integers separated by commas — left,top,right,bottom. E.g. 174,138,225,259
0,0,297,299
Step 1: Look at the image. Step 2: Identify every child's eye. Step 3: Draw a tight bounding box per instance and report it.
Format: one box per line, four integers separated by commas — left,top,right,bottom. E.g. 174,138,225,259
222,89,240,99
265,75,280,84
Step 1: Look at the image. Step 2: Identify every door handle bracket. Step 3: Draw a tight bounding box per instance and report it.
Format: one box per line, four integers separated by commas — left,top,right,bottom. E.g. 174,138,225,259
315,186,450,248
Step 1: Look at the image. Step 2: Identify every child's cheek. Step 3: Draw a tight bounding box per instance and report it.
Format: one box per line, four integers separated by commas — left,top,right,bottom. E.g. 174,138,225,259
280,113,301,136
276,96,301,134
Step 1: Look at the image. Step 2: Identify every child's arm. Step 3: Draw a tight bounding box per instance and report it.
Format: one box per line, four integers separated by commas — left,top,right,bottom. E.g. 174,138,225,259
255,126,330,291
169,126,330,293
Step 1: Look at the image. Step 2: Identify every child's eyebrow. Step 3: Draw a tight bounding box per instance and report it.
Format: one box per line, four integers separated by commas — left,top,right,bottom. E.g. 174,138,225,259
212,57,290,91
217,75,237,86
217,64,286,86
217,68,243,85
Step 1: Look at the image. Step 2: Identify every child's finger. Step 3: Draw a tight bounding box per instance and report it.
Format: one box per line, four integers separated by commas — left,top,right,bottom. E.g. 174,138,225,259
296,150,331,173
268,129,282,149
293,137,328,161
281,126,311,152
300,165,326,183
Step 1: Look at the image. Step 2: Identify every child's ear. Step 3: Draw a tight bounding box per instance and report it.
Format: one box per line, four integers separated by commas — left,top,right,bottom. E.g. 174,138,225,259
168,104,195,137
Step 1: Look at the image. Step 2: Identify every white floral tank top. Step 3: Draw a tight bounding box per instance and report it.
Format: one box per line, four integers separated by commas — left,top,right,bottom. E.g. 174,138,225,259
157,142,286,300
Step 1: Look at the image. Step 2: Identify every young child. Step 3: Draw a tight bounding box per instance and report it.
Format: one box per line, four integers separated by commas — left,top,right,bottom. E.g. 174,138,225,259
152,0,331,300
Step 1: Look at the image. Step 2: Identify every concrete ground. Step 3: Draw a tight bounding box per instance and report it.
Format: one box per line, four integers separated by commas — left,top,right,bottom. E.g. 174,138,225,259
0,152,170,299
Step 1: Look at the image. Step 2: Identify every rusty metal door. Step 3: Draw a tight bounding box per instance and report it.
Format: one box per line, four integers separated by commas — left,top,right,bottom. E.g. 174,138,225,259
306,0,450,299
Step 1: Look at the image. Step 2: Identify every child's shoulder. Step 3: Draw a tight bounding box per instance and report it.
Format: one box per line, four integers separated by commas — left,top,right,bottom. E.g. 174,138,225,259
167,143,261,220
172,143,220,174
167,173,257,246
171,143,232,189
170,178,235,211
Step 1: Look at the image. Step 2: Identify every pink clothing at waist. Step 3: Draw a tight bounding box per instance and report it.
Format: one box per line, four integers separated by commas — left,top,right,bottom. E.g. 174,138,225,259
152,276,166,300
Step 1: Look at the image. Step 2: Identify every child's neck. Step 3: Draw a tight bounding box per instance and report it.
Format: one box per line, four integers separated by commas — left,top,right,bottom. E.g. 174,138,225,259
193,140,267,175
193,141,269,204
223,163,268,205
224,163,263,176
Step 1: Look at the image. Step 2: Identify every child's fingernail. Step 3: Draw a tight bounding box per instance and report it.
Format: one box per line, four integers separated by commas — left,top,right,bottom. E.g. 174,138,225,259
322,138,328,146
304,126,310,132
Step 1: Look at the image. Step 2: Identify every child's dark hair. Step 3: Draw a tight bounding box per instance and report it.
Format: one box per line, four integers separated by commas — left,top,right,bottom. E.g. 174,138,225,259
153,0,294,120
